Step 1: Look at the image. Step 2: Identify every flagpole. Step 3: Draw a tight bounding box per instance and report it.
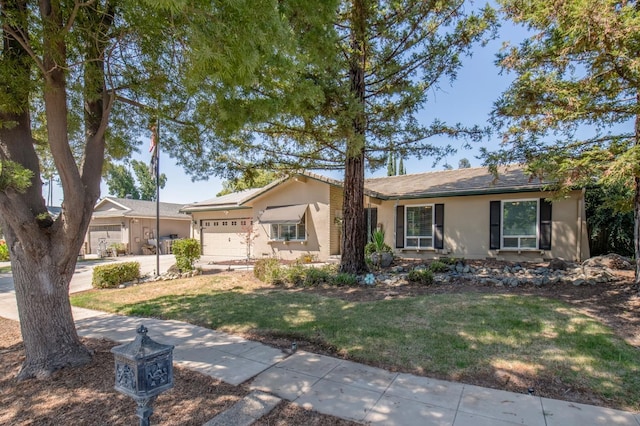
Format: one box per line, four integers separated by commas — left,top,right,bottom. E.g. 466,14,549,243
155,117,160,277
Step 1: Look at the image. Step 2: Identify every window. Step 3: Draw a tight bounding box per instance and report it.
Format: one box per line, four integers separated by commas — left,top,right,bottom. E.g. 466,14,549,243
241,220,247,226
502,200,538,249
405,205,433,248
271,214,306,241
231,220,237,226
222,221,228,226
213,221,219,226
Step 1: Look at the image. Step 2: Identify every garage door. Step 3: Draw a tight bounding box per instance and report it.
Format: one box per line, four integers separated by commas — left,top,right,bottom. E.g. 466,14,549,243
201,218,251,260
88,225,122,254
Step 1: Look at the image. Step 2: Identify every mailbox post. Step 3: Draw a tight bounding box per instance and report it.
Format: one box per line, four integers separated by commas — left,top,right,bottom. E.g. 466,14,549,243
111,325,174,426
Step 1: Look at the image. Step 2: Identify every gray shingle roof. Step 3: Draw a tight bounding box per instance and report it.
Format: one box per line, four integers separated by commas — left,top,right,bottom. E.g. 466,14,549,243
93,197,190,219
364,166,547,199
180,188,262,212
180,166,548,213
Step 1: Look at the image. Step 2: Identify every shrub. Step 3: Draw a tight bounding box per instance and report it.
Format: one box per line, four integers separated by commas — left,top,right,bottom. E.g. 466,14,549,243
303,267,331,286
331,272,358,287
407,268,434,286
298,252,317,263
254,257,287,284
365,229,392,256
110,242,126,256
254,258,281,281
0,240,8,261
92,262,140,289
428,260,449,273
284,263,306,286
172,238,201,271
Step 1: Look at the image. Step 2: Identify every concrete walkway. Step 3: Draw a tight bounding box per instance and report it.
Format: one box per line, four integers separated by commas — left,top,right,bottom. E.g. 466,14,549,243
1,259,639,425
74,311,640,425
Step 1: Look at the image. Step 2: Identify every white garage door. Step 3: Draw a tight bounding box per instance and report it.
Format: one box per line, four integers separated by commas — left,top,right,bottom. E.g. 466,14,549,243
89,225,122,254
201,218,251,260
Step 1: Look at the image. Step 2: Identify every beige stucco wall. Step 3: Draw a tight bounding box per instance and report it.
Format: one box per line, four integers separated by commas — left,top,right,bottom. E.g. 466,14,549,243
329,185,344,256
376,189,589,262
250,177,332,261
84,217,190,255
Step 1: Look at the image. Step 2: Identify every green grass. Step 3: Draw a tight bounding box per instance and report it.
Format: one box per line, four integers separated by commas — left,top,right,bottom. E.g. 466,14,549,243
70,276,640,411
0,266,11,273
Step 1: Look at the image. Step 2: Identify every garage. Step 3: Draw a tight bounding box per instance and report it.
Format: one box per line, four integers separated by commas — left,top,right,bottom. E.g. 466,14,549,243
201,217,252,260
88,224,122,254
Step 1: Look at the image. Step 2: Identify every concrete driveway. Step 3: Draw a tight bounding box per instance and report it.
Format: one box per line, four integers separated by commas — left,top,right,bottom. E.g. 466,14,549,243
0,254,178,321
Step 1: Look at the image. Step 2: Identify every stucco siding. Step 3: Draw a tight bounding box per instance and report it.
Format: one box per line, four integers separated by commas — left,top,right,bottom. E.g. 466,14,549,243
329,185,344,256
251,178,331,261
377,190,588,262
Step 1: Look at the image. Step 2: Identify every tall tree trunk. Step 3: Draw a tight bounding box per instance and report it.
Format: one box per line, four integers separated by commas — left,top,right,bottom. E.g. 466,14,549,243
635,101,640,287
9,230,92,380
635,176,640,286
340,0,367,274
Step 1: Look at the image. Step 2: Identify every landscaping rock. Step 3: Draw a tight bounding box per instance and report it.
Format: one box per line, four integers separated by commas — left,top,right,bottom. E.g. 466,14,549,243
549,258,569,271
583,253,634,270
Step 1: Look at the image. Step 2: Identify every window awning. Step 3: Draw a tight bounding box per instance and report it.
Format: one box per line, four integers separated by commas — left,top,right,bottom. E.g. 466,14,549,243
259,204,307,224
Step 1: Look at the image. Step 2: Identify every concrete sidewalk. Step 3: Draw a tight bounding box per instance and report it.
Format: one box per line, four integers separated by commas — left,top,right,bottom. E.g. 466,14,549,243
1,258,638,425
70,309,639,426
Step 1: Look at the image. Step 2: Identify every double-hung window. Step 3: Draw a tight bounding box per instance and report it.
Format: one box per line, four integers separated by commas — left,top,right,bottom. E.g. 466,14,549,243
501,199,538,249
405,205,433,248
271,214,306,241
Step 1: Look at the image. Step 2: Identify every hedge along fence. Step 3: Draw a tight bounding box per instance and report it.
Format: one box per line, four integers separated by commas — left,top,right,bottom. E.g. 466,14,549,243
92,262,140,289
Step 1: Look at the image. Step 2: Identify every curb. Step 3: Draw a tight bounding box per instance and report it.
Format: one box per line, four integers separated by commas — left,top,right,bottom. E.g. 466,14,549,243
202,390,281,426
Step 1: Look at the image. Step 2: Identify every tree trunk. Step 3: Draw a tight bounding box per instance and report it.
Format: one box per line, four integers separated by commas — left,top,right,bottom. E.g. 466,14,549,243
635,102,640,287
10,236,92,380
635,175,640,286
340,0,368,274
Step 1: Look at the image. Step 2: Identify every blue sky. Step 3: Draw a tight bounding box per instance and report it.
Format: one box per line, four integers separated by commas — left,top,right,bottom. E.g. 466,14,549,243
47,17,531,206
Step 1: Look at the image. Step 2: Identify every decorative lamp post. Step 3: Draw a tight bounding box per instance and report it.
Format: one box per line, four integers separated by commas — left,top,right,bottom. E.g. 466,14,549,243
111,325,174,426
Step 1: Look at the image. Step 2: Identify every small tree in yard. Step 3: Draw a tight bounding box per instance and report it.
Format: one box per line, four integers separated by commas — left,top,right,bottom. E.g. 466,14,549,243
172,239,201,272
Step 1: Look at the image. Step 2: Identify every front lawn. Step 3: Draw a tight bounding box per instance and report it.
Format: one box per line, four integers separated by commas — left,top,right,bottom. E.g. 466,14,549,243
70,272,640,411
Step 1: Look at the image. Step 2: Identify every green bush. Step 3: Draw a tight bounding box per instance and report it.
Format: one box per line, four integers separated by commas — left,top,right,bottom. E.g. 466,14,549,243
172,238,201,271
331,272,358,287
407,268,434,286
254,258,285,284
0,240,9,261
92,262,140,289
284,263,306,286
303,267,331,286
428,260,449,273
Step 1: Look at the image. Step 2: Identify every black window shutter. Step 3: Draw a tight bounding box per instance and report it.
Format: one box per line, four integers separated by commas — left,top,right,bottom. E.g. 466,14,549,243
490,201,501,249
395,205,404,248
539,198,552,250
364,208,378,242
434,204,444,249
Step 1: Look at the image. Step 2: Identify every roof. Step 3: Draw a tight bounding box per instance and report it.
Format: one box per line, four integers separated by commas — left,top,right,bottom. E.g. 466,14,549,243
180,166,549,213
93,197,190,220
180,188,262,213
364,166,548,199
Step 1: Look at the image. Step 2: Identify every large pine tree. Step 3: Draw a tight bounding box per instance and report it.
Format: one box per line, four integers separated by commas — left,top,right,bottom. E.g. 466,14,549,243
485,0,640,283
170,0,497,273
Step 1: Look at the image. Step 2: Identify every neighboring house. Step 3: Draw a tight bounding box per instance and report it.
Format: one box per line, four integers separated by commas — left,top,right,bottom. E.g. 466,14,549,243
181,166,590,263
84,197,191,255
